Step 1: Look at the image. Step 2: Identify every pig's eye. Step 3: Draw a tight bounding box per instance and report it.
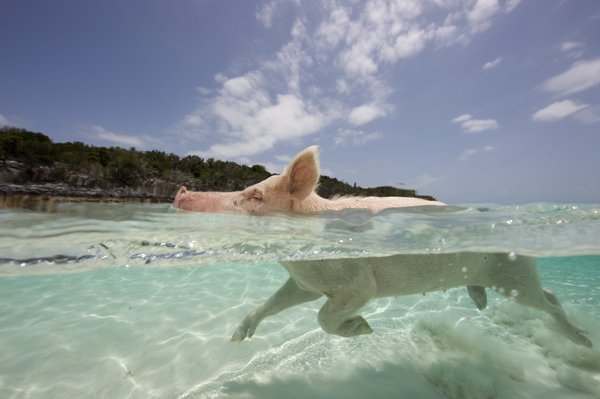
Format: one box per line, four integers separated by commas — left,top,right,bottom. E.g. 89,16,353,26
251,191,263,201
244,189,263,201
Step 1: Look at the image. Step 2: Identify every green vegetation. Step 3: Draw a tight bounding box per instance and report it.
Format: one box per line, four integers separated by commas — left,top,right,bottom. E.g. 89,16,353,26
0,126,435,200
0,126,272,192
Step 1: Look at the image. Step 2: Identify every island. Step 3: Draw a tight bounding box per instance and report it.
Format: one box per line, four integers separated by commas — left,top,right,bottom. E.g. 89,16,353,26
0,126,437,211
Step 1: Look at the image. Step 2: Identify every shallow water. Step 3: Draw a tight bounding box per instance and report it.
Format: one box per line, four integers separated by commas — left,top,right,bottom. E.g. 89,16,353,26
0,203,599,398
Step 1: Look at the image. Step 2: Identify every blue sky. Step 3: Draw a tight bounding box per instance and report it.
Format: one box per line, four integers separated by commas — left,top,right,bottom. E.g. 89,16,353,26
1,0,599,204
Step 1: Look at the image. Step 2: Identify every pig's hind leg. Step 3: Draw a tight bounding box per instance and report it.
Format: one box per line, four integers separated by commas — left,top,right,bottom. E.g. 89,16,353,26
493,257,592,347
467,285,488,310
530,289,592,347
317,267,377,337
513,288,592,347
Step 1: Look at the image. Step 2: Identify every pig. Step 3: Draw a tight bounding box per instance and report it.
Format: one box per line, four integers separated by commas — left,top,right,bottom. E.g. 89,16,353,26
231,253,592,347
173,145,446,214
173,146,592,347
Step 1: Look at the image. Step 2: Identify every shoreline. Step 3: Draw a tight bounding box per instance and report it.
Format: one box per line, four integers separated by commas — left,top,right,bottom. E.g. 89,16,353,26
0,183,173,212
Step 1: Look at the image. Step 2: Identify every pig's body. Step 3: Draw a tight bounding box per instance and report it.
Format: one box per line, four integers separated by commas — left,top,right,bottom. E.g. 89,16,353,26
231,253,592,347
173,146,592,347
175,187,445,213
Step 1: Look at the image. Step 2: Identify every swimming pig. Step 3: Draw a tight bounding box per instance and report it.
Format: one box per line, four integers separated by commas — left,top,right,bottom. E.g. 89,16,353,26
232,252,592,347
173,146,445,214
173,146,592,347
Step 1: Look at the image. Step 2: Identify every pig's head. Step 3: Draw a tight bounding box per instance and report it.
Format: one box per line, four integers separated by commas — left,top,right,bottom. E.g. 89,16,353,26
173,146,320,214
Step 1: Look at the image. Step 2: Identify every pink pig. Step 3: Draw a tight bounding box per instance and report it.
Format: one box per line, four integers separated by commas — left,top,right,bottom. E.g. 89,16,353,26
173,146,445,213
172,146,593,348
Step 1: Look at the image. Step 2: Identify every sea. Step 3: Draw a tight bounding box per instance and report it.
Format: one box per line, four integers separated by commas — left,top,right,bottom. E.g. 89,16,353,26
0,202,599,399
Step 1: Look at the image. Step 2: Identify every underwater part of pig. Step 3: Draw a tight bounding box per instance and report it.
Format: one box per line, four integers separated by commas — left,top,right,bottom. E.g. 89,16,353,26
231,252,593,348
173,146,445,214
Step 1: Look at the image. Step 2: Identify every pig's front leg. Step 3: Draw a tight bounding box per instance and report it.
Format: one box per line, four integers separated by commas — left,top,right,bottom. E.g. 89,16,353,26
231,277,322,342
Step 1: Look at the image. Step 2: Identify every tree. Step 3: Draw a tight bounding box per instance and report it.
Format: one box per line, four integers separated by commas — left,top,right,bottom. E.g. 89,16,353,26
0,126,53,165
108,150,143,186
0,127,436,200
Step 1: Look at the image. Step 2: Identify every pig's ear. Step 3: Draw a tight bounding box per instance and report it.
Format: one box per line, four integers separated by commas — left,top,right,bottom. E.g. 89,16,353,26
282,146,320,200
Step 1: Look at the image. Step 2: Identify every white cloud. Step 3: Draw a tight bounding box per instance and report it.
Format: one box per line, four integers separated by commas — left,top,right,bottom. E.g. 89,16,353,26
332,2,428,77
531,99,589,122
459,145,493,161
339,45,379,77
482,56,502,70
468,0,500,32
256,0,283,28
407,173,445,189
459,148,478,161
333,128,382,147
319,0,514,79
541,57,600,96
263,21,313,95
178,1,517,160
433,24,458,42
348,103,386,126
316,5,351,48
90,125,159,149
336,78,349,94
0,113,13,126
559,41,585,59
181,113,204,128
381,28,430,63
503,0,522,13
222,75,256,97
274,154,291,162
573,105,600,125
196,86,213,96
452,114,472,123
452,114,499,133
463,119,499,133
214,73,227,84
559,41,584,53
190,90,329,159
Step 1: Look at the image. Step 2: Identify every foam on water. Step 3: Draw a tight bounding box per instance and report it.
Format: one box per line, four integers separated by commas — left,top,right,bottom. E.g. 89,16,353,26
0,203,599,398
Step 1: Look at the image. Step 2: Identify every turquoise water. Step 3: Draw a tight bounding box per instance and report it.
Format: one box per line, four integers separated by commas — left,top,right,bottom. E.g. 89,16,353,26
0,203,599,398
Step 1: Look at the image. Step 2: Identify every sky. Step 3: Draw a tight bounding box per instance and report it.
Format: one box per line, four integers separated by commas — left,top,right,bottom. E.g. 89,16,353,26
1,0,599,204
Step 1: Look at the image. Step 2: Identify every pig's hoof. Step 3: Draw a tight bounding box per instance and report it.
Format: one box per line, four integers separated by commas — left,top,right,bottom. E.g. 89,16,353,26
231,315,257,342
570,328,593,348
339,316,373,337
467,285,487,310
231,327,247,342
